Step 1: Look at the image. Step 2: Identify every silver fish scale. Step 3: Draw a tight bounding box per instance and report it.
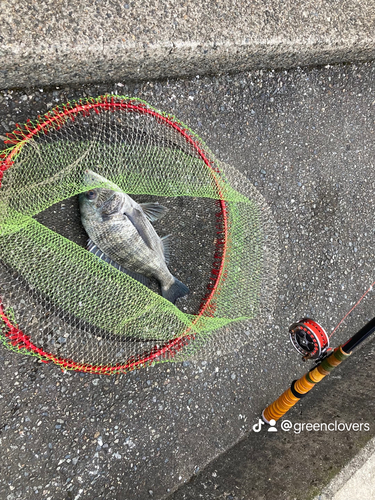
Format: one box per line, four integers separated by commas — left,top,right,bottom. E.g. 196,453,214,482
88,217,170,279
80,190,174,288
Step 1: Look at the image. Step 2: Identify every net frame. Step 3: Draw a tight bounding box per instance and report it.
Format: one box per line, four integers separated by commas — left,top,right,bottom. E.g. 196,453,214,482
0,95,278,374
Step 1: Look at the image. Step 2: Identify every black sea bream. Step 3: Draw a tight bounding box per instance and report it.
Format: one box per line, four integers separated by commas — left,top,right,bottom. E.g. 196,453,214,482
79,170,189,304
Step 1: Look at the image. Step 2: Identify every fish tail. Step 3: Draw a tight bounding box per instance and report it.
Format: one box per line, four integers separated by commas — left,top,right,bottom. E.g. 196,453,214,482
162,277,189,304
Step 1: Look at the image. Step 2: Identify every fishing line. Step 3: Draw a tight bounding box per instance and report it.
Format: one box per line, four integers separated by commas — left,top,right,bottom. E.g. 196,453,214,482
329,279,375,338
264,278,375,422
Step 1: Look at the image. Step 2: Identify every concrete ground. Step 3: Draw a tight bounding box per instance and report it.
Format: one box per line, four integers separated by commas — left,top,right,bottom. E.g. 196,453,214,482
1,61,375,499
170,339,375,500
1,0,375,89
315,436,375,500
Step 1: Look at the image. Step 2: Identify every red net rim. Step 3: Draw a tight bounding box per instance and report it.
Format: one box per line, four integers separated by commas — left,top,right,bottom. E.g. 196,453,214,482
0,97,228,374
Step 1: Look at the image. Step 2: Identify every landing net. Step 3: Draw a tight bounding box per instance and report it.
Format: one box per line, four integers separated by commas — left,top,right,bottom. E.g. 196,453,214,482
0,96,278,374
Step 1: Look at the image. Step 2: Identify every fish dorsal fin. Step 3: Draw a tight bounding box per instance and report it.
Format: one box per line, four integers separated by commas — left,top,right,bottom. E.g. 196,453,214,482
86,239,149,286
139,202,168,222
161,234,172,264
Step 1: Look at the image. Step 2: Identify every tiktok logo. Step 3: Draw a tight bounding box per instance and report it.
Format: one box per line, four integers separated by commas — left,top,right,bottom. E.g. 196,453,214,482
252,419,265,432
252,419,278,432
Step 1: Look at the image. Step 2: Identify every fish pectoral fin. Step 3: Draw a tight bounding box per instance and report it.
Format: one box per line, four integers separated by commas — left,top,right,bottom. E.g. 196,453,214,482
87,241,149,286
125,208,155,250
139,202,168,222
161,234,172,264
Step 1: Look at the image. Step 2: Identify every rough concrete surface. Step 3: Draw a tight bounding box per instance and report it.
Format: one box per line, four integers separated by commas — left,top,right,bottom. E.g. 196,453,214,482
1,61,375,499
333,454,375,500
314,436,375,500
1,0,375,89
170,341,375,500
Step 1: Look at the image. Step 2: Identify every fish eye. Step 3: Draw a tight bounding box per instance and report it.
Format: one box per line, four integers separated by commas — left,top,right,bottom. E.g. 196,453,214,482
86,190,97,200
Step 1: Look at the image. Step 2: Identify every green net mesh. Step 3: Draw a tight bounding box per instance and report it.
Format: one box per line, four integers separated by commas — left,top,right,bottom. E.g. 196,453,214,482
0,96,278,374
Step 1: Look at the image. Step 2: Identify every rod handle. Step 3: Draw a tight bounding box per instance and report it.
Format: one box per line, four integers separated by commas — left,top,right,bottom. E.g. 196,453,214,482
262,347,350,423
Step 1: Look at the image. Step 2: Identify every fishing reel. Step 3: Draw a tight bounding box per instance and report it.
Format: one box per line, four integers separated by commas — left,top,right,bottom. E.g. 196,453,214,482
289,318,332,362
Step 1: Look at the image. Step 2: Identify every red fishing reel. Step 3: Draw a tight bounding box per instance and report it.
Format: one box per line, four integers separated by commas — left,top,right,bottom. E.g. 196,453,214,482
289,318,332,361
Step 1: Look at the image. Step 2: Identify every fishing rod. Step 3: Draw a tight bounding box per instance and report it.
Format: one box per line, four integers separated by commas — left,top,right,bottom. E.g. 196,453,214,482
262,315,375,424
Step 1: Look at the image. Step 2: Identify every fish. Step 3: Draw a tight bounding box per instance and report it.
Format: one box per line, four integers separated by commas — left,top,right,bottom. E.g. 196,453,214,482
79,170,189,304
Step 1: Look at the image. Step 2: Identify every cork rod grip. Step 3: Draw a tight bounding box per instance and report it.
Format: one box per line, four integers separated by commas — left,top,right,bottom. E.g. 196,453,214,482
262,347,351,423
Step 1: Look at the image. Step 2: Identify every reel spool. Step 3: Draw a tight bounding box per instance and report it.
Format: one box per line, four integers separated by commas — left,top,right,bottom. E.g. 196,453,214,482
289,318,331,361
